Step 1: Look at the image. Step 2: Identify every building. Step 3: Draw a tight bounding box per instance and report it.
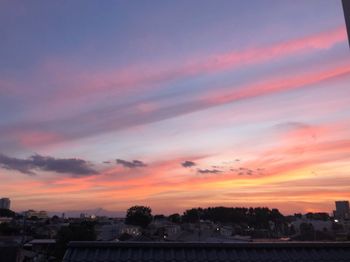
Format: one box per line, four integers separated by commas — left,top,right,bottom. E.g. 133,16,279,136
119,225,142,237
334,201,350,220
63,242,350,262
218,225,234,237
0,242,23,262
95,223,119,241
0,198,10,210
24,210,48,219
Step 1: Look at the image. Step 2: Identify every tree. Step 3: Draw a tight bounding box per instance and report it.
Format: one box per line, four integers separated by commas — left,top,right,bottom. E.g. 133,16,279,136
0,223,19,236
154,214,165,220
55,221,96,259
182,208,202,223
305,212,330,221
51,215,60,224
168,213,181,223
0,208,15,217
125,206,152,228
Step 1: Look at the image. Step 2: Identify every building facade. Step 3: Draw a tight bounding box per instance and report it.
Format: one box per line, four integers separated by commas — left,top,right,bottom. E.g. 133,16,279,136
24,210,48,219
0,198,10,210
334,201,350,220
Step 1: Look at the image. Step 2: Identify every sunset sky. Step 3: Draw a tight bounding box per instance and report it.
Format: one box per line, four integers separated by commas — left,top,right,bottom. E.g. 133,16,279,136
1,0,350,215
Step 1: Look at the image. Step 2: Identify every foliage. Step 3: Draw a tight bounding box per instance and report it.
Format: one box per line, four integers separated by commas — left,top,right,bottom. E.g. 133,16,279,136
55,221,96,258
182,208,202,223
0,222,19,236
168,213,181,223
0,208,15,217
305,212,330,221
125,206,152,228
154,214,165,220
182,206,286,229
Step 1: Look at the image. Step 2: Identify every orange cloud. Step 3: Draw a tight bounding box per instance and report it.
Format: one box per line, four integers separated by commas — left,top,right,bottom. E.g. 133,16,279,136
3,122,350,214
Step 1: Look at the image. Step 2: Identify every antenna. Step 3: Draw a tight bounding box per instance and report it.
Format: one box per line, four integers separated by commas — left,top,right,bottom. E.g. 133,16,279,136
343,0,350,47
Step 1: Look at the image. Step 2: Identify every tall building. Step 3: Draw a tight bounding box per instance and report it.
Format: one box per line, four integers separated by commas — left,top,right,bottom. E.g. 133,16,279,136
0,198,11,209
334,200,350,220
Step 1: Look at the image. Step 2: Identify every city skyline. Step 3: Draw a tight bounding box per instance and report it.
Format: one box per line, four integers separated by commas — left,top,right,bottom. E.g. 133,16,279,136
1,1,350,214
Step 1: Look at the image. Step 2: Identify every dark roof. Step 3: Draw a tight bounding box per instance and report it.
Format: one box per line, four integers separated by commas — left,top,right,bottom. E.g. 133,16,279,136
63,241,350,262
0,242,21,262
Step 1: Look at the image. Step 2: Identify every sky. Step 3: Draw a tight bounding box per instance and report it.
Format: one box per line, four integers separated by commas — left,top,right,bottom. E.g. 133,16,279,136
0,0,350,215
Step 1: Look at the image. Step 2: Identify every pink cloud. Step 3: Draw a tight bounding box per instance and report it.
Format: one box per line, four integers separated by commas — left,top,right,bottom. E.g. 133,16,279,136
4,130,66,150
185,26,347,74
203,64,350,106
42,25,347,109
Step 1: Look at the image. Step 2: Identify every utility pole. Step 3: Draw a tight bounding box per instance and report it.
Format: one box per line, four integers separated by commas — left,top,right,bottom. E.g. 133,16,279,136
342,0,350,47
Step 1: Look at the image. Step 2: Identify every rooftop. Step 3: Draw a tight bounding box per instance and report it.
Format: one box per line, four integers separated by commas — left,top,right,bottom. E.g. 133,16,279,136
63,241,350,262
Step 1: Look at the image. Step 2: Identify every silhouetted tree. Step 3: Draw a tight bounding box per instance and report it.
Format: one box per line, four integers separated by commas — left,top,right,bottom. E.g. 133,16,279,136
125,206,152,228
154,214,165,220
182,208,202,223
0,208,15,217
305,212,330,221
294,213,302,219
168,213,181,223
182,206,286,230
55,221,96,259
51,215,60,224
0,223,19,236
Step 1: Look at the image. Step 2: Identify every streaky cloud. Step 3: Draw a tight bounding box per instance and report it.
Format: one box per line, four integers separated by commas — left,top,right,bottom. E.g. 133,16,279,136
197,168,222,174
1,63,349,149
53,25,347,104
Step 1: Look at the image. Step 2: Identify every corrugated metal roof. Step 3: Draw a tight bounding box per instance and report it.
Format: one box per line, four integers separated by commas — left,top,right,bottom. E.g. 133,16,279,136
0,242,21,262
63,242,350,262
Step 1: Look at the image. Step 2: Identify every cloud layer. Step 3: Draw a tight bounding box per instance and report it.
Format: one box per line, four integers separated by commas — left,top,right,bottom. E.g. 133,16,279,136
0,154,97,176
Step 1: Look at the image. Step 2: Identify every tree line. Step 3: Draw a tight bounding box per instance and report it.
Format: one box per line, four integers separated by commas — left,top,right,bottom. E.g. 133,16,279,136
125,205,286,230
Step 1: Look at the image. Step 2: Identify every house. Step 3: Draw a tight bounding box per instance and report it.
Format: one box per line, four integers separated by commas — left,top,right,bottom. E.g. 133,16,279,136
0,242,22,262
291,218,333,233
95,223,119,241
119,225,141,237
218,225,233,237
